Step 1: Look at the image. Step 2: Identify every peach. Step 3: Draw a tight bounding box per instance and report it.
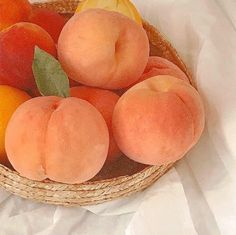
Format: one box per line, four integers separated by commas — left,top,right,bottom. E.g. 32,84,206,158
0,22,57,92
70,86,121,162
5,96,109,184
131,56,189,87
28,8,66,43
58,9,149,89
0,0,32,31
112,75,205,165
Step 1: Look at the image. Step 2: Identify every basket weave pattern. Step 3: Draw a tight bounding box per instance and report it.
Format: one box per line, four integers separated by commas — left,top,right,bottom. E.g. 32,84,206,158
0,0,190,206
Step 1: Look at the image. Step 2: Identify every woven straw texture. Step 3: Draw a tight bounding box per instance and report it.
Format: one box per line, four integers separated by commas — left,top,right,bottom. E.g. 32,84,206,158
0,0,191,206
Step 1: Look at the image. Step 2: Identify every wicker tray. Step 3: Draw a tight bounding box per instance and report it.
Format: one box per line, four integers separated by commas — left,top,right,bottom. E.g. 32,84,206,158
0,0,192,206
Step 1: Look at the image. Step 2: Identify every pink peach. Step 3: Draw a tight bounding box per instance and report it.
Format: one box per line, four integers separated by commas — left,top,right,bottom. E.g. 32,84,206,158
112,75,205,165
5,96,109,184
58,9,149,89
131,56,189,87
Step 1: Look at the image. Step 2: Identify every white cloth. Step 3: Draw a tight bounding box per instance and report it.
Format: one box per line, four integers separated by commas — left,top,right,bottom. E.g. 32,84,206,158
1,0,236,234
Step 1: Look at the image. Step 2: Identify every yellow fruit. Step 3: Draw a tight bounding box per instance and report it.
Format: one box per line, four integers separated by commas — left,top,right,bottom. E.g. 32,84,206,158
0,85,31,166
76,0,142,25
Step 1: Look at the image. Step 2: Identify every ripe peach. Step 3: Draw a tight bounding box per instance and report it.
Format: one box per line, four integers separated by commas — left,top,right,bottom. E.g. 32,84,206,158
70,86,121,162
28,8,66,43
112,75,205,165
0,22,57,92
5,96,109,184
131,56,189,87
0,0,32,31
58,9,149,89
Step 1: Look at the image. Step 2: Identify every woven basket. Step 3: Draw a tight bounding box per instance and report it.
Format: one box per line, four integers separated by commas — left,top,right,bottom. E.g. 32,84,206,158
0,0,192,206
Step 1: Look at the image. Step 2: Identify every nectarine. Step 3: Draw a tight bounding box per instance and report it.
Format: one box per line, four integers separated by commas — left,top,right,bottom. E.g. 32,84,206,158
28,8,66,43
0,23,57,92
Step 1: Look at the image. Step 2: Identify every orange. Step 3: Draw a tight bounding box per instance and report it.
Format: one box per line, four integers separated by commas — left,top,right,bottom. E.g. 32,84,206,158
0,85,31,166
76,0,142,25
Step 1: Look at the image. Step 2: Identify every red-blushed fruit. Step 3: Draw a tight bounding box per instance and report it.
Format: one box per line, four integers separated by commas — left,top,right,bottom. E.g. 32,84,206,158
58,9,149,89
112,75,205,165
0,22,57,92
0,0,32,31
28,8,66,43
70,86,122,163
5,96,109,184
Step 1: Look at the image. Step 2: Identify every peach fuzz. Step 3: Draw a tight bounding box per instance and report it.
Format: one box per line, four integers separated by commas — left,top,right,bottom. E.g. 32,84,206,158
5,96,109,184
112,75,205,165
28,8,66,43
0,22,57,92
0,0,32,31
58,9,149,89
70,86,122,162
130,56,189,88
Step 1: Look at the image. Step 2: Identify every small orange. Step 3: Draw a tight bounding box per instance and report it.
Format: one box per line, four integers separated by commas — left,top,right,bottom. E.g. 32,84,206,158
0,85,31,166
76,0,142,25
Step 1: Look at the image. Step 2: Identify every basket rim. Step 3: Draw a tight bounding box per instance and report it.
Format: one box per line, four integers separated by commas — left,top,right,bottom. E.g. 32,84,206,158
0,163,163,187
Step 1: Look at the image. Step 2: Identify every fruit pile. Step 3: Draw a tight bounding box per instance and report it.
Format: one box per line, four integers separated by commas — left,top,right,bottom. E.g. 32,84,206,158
0,0,205,184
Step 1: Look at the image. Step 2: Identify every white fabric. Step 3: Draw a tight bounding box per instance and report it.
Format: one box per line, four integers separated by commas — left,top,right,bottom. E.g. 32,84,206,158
1,0,236,234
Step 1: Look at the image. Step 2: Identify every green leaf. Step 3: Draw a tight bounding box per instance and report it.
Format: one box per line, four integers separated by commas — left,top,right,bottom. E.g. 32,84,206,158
32,46,70,98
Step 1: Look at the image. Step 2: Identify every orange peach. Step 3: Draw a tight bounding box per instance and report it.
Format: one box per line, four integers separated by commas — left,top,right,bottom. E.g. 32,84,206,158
5,96,109,184
112,75,205,165
0,22,57,92
28,8,66,43
0,0,32,31
131,56,189,87
70,86,121,162
58,9,149,89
